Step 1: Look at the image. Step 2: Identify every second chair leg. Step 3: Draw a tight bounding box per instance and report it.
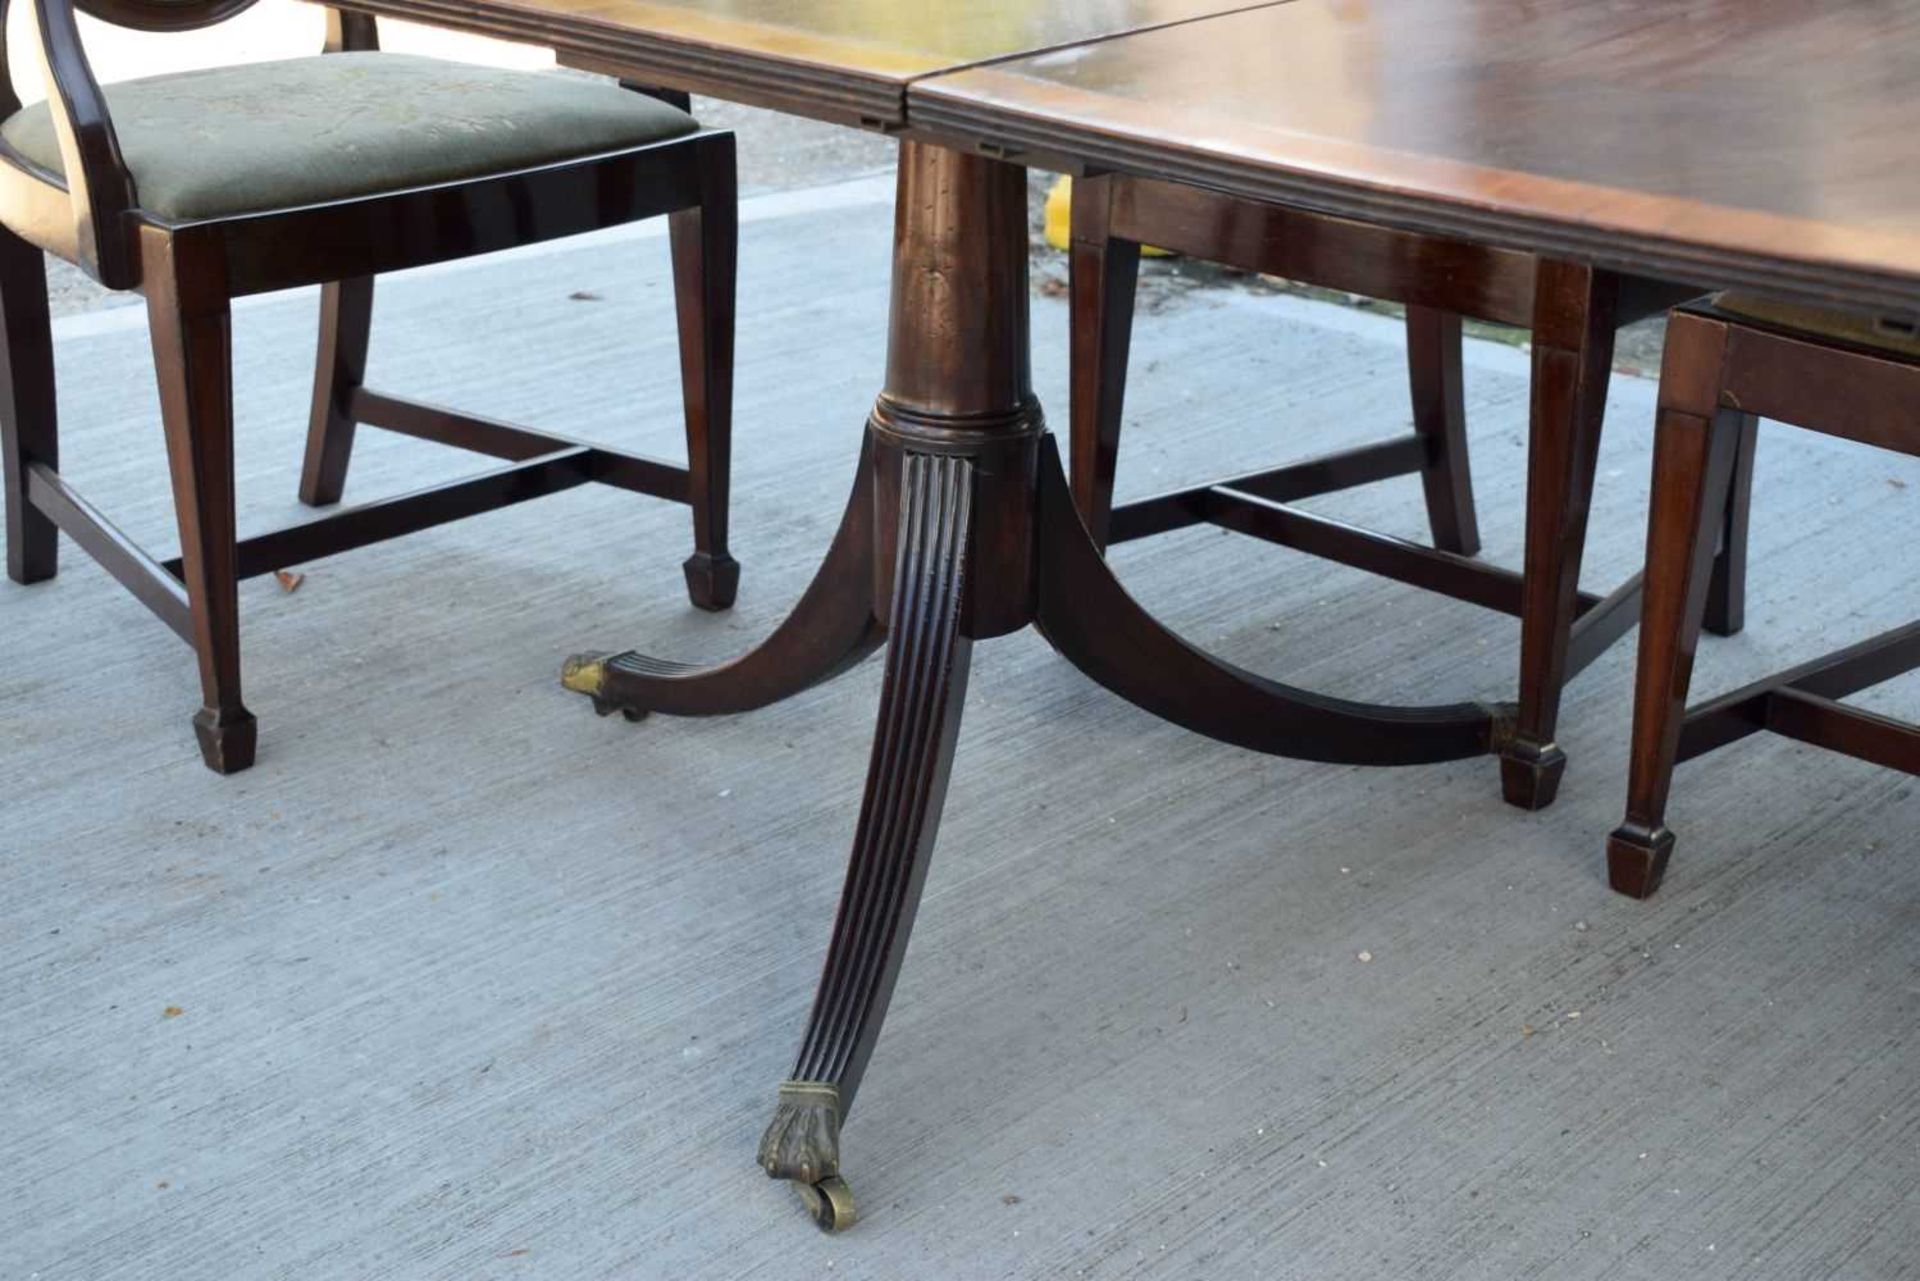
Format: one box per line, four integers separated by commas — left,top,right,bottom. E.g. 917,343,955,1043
1067,174,1142,553
669,134,739,611
299,276,374,507
0,228,57,585
1406,305,1481,556
1608,313,1744,898
144,228,256,774
1502,263,1619,809
1702,411,1758,637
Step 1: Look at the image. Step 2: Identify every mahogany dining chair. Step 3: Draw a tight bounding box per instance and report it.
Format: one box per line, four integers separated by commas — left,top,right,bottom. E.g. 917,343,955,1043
0,0,737,772
1608,294,1920,897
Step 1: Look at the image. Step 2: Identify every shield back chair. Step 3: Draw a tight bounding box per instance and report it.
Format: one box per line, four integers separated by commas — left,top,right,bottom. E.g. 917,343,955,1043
0,0,737,773
1607,295,1920,898
1069,173,1757,809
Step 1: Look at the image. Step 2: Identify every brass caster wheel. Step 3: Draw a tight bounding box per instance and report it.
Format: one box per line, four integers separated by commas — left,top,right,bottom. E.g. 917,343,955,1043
795,1177,856,1232
588,697,648,723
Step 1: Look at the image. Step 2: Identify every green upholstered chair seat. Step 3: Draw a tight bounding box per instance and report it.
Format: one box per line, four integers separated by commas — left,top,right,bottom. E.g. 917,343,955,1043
0,53,700,221
1716,292,1920,359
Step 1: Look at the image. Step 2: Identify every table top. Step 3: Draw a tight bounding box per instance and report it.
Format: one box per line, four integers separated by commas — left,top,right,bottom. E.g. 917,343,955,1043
911,0,1920,312
332,0,1282,126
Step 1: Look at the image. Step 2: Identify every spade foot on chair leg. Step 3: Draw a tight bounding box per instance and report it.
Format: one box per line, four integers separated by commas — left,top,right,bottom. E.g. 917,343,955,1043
1500,737,1565,810
682,550,740,611
193,706,257,774
1606,822,1674,899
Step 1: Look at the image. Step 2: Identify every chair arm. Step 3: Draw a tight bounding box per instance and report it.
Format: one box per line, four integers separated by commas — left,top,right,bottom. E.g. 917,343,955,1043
24,0,138,286
323,6,379,52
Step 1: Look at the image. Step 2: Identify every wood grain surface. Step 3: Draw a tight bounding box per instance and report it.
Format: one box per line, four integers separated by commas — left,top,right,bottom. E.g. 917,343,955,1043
324,0,1284,125
912,0,1920,312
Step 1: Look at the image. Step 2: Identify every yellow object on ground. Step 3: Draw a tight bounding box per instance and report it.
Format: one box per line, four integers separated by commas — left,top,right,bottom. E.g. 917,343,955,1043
1043,176,1171,256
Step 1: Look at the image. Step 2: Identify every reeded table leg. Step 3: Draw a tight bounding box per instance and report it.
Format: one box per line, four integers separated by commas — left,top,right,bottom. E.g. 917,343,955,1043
758,452,975,1230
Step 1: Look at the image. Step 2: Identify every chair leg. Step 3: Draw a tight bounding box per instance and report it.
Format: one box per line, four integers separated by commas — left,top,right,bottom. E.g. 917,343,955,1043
1501,262,1619,809
0,229,57,584
299,276,374,507
1067,173,1140,553
1702,411,1758,637
668,133,739,611
1406,305,1481,555
1608,312,1743,898
143,229,255,774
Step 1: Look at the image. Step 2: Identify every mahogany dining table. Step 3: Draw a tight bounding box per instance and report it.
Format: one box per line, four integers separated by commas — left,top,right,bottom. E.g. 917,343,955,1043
322,0,1920,1230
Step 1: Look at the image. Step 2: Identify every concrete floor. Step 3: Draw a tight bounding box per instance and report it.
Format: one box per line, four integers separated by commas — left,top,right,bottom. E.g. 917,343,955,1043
3,176,1916,1280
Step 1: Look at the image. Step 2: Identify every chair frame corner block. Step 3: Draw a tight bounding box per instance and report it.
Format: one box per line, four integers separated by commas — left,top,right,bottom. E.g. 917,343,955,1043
1607,299,1920,898
0,0,738,772
1065,171,1756,810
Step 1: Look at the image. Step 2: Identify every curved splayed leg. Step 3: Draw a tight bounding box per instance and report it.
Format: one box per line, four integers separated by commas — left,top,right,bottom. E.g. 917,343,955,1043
1032,440,1505,766
758,450,975,1232
562,450,883,719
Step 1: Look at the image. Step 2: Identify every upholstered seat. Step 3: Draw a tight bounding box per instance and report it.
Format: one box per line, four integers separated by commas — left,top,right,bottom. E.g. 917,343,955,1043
1716,292,1920,358
0,53,698,220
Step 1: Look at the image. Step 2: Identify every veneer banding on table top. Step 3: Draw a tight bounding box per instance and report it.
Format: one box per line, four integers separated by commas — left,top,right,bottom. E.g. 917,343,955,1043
329,0,1297,131
909,0,1920,316
909,90,1911,316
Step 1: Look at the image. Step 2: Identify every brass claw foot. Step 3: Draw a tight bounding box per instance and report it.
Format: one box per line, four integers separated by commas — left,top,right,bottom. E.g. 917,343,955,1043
795,1176,857,1232
560,652,649,722
758,1080,842,1183
758,1081,855,1229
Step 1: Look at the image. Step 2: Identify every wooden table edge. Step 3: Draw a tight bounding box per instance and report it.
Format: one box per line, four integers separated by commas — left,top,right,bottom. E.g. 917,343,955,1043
327,0,916,126
909,69,1920,316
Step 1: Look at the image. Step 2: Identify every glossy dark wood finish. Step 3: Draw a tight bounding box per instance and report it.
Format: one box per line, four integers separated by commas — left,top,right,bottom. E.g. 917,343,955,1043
1702,413,1758,637
337,0,1920,1228
1406,304,1477,555
668,132,739,609
570,446,882,719
0,1,739,769
299,276,375,506
1500,261,1619,807
1064,171,1135,550
296,2,379,507
1609,303,1920,898
787,450,973,1108
1067,173,1732,809
143,224,256,771
0,227,55,585
912,1,1920,316
1678,623,1920,765
565,142,1525,1227
26,462,191,635
77,0,260,30
1033,443,1501,764
329,0,1280,129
